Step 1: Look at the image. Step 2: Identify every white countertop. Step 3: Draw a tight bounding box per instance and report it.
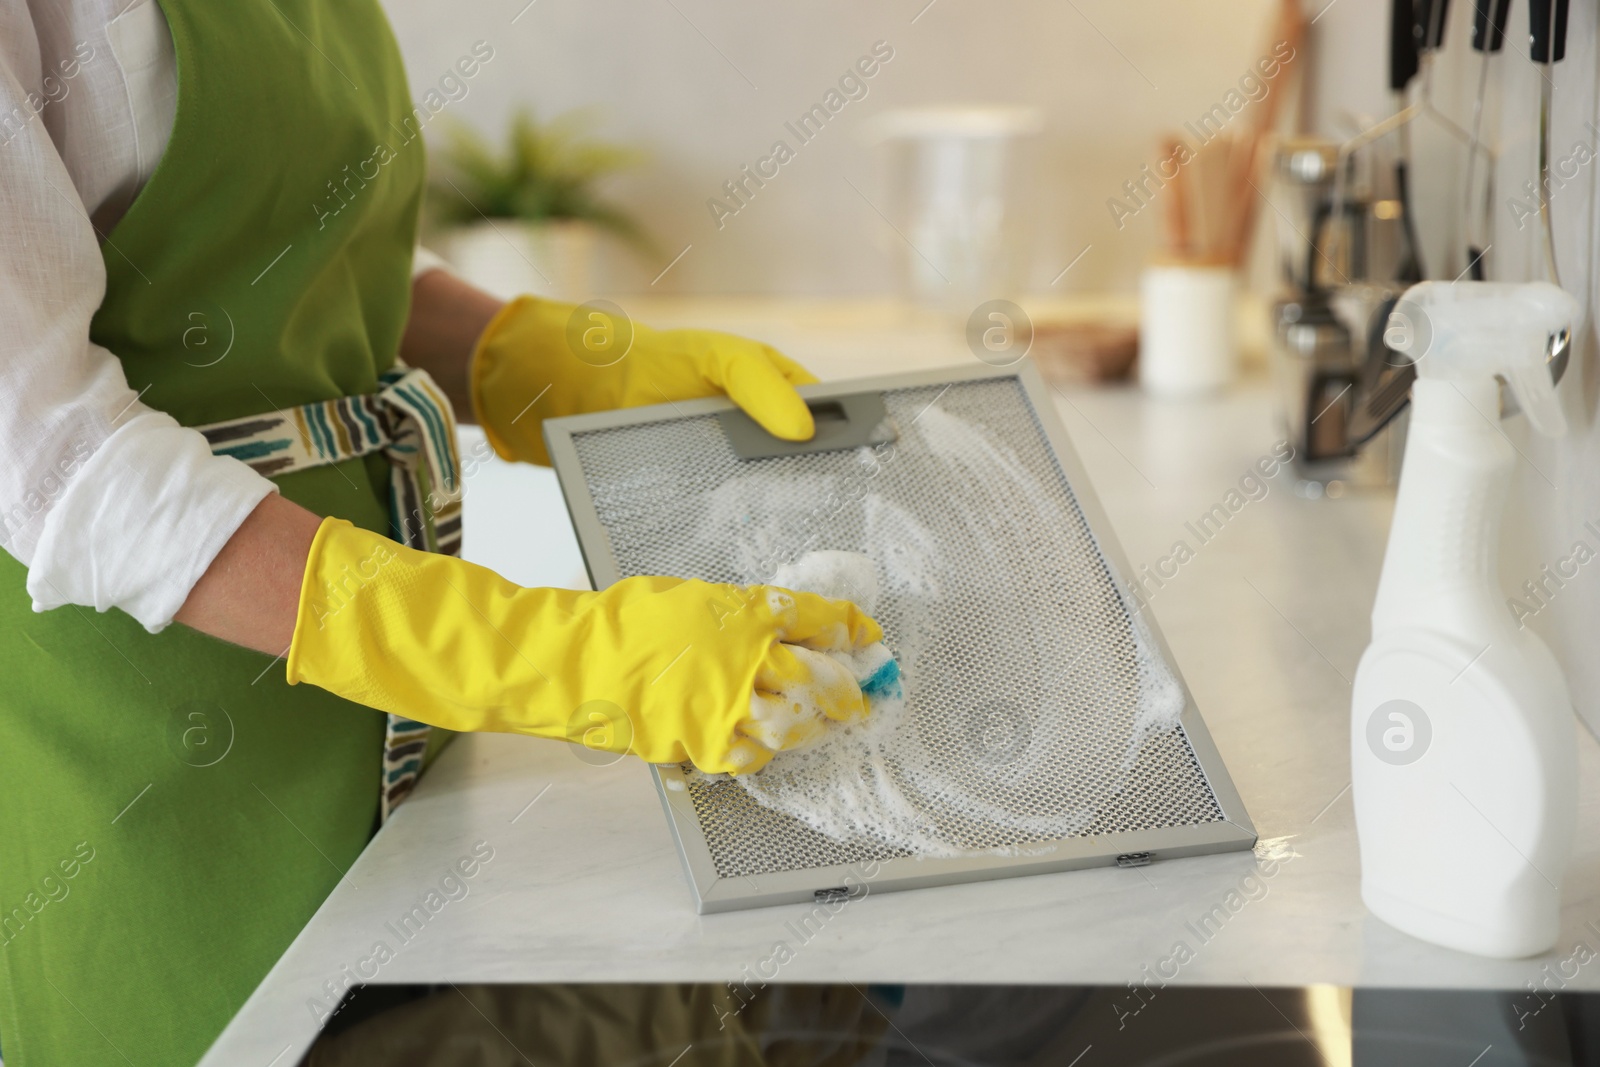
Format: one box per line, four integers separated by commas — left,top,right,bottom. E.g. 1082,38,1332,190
201,298,1600,1067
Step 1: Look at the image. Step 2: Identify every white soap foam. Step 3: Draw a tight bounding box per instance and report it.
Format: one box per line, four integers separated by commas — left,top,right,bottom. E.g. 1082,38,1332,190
689,405,1187,856
773,550,881,616
911,405,1187,772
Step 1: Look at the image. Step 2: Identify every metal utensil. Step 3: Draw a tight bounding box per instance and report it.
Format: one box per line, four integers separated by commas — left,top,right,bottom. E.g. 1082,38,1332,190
1464,0,1511,279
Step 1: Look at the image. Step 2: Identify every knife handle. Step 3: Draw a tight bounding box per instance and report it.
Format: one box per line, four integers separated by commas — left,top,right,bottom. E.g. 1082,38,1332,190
1471,0,1510,51
1529,0,1570,62
1415,0,1451,51
1392,0,1421,90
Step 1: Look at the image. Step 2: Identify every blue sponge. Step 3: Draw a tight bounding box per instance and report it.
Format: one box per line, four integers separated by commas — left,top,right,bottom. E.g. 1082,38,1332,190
859,655,903,701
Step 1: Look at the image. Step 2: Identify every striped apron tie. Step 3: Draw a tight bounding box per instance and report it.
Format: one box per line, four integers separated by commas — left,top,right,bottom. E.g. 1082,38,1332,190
197,363,463,820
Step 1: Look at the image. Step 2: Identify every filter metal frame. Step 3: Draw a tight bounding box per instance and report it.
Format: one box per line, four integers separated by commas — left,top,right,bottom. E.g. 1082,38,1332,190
545,363,1256,914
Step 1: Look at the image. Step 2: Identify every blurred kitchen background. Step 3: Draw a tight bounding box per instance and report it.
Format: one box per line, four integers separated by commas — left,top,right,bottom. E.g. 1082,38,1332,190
392,0,1313,297
385,0,1593,388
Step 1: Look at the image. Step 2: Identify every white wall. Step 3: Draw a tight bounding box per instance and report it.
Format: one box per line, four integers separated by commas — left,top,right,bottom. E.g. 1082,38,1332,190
383,0,1285,295
1300,0,1387,136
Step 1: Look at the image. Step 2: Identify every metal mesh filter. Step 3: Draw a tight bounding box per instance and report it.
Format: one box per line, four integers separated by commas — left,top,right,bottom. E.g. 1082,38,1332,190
566,377,1228,881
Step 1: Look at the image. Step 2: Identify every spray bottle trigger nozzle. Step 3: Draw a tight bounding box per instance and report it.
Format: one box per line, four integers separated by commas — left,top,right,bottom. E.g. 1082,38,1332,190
1502,350,1568,438
1400,281,1578,439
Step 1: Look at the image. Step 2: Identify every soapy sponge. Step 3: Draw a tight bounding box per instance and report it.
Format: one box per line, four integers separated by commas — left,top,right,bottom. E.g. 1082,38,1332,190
772,550,903,706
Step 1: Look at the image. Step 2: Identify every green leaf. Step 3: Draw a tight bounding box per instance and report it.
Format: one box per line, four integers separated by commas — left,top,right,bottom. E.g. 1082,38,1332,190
426,106,652,260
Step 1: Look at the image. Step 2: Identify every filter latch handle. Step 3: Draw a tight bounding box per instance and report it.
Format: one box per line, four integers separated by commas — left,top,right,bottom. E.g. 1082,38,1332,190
719,391,898,460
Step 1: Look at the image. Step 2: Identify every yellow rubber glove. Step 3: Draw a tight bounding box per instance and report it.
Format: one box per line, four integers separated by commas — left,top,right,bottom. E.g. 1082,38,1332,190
470,296,818,465
285,519,882,774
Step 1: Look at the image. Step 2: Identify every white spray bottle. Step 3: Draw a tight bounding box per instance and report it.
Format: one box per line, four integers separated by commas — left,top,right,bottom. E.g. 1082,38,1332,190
1351,281,1579,958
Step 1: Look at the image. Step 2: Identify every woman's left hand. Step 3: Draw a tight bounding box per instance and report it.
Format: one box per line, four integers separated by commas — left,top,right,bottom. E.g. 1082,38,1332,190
469,295,818,465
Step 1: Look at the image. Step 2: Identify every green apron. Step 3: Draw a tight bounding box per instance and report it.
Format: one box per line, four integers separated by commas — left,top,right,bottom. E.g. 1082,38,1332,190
0,1,427,1062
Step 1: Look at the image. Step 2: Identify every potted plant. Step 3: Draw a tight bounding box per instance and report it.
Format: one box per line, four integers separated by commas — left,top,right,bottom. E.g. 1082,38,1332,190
427,108,651,300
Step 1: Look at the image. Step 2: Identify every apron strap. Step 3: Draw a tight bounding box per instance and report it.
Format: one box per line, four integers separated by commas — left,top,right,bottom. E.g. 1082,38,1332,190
196,364,464,555
195,363,464,821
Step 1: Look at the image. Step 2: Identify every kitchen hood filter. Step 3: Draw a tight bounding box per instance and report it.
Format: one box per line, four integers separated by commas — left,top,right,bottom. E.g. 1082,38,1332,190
546,364,1254,913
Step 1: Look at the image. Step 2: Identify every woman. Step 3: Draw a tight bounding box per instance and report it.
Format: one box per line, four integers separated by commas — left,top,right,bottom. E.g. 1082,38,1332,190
0,1,880,1063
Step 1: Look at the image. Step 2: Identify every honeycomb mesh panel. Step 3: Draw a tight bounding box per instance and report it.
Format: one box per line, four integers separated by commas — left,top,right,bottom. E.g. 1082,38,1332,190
569,378,1226,880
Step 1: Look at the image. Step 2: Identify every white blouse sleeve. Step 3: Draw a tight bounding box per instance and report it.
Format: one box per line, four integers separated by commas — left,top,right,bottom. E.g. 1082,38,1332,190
0,9,275,633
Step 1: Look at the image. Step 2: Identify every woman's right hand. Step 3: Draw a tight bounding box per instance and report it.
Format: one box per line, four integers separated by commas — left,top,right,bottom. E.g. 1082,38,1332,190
285,518,884,774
